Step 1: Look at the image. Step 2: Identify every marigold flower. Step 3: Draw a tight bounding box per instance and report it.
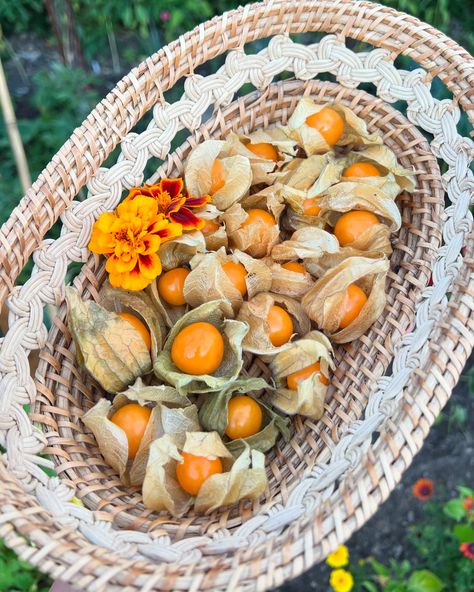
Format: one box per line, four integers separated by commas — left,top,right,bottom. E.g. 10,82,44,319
329,568,354,592
126,178,210,231
412,478,434,501
460,543,474,561
88,195,182,291
463,496,474,512
326,545,349,568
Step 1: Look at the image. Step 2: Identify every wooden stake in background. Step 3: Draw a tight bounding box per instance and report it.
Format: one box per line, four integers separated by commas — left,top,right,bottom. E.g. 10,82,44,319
0,55,31,194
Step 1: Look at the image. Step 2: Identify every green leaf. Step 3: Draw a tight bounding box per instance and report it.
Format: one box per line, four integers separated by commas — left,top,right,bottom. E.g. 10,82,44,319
453,524,474,543
362,582,378,592
443,499,466,521
369,558,390,576
407,570,444,592
458,486,474,497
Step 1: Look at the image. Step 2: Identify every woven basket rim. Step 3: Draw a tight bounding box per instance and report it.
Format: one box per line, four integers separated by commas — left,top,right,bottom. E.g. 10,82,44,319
0,1,473,590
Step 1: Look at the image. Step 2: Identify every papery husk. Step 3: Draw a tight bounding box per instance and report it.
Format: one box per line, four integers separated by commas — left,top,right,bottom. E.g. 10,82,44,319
343,145,415,192
198,377,289,457
183,248,272,316
317,184,401,231
194,445,267,513
271,227,340,263
184,139,252,210
236,292,311,356
282,98,382,156
142,430,234,516
99,281,165,362
270,331,334,420
304,244,388,277
154,300,249,394
220,129,297,185
196,204,228,251
81,394,187,486
283,206,326,231
264,258,314,298
147,279,186,329
66,287,151,393
115,377,190,408
301,256,390,343
158,230,206,271
222,185,284,259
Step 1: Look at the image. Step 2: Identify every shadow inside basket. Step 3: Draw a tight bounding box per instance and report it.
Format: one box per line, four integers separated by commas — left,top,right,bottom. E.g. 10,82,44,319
33,79,444,535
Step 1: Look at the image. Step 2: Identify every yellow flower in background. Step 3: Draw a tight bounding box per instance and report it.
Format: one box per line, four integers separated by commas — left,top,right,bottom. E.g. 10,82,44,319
326,545,349,568
329,569,354,592
71,497,84,507
88,195,182,291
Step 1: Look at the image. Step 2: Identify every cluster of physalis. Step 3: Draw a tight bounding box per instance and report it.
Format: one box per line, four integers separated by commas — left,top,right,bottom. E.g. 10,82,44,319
67,97,414,516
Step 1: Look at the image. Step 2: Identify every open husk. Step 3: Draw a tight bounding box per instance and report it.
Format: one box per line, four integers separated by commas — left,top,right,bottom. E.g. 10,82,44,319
265,259,314,298
222,185,284,258
237,292,311,355
66,287,153,393
282,98,382,156
198,206,228,251
153,300,249,394
184,139,252,210
82,386,194,486
220,129,297,185
143,430,266,516
198,377,289,457
158,230,206,271
183,247,272,316
301,256,390,343
271,227,340,265
99,281,165,361
270,331,335,420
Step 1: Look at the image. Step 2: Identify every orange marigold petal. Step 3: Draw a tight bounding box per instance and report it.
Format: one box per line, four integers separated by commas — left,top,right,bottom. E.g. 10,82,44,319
106,253,138,274
138,253,162,279
185,195,211,208
160,178,184,198
88,228,115,255
117,195,158,220
94,212,118,232
170,208,204,230
112,267,153,291
156,222,183,242
166,196,186,215
142,233,161,254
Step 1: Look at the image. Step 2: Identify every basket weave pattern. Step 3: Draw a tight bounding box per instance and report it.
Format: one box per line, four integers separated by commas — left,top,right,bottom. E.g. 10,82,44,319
0,1,473,590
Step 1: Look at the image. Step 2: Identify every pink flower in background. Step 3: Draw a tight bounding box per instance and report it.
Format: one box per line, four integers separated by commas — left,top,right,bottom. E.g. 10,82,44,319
160,10,170,22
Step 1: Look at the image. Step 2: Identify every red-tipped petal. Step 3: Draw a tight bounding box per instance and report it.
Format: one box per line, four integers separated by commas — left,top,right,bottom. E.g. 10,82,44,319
170,208,205,230
156,222,183,242
166,196,186,215
160,178,184,198
185,195,211,208
138,252,162,279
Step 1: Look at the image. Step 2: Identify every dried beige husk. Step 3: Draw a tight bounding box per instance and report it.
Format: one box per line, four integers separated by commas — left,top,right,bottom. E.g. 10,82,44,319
154,300,249,394
66,287,152,393
301,256,389,343
198,377,289,457
184,139,252,210
222,185,284,258
237,292,311,356
219,129,297,184
158,230,206,271
143,430,266,516
264,258,314,298
198,206,228,251
281,98,382,155
99,281,165,361
271,227,340,263
82,390,196,486
183,247,272,316
270,331,334,419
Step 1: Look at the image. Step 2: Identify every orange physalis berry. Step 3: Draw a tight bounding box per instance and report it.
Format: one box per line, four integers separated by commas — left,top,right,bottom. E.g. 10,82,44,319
339,284,367,329
158,268,190,306
305,108,344,145
110,403,151,460
201,219,220,235
333,211,380,246
176,451,223,496
225,395,263,440
302,197,321,216
210,159,225,193
171,322,224,375
118,312,152,351
281,261,306,274
246,142,279,161
286,361,329,390
241,209,276,238
222,261,247,297
343,162,381,178
267,305,293,346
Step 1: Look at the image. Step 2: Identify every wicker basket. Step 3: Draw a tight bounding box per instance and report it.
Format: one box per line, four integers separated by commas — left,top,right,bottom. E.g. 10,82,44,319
0,1,473,590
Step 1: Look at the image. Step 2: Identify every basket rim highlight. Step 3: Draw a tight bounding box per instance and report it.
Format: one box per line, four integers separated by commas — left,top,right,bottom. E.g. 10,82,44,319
0,1,473,590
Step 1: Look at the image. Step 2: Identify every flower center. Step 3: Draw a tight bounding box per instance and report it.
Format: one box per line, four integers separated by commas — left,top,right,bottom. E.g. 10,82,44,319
114,225,147,258
155,191,172,214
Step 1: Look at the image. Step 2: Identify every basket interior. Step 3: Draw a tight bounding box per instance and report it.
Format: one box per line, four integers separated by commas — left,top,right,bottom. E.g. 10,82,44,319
33,79,444,536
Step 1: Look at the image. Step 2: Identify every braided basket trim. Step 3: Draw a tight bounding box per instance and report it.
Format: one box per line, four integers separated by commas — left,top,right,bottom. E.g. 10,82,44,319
0,34,472,562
